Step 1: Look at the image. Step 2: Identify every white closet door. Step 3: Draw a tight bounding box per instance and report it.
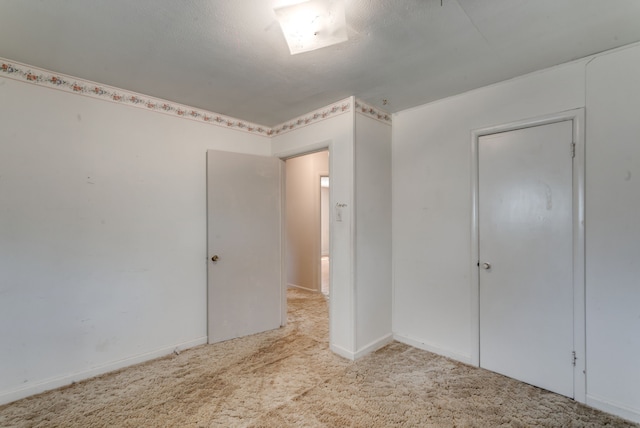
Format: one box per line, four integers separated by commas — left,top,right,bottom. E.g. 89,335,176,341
479,120,574,397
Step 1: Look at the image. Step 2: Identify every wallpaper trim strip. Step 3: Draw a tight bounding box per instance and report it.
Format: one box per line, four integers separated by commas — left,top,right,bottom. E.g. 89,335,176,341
354,100,392,125
269,99,392,136
0,57,391,136
270,98,353,136
0,57,272,136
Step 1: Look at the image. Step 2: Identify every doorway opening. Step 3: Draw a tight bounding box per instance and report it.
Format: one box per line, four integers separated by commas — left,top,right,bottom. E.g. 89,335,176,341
284,150,330,297
206,146,331,346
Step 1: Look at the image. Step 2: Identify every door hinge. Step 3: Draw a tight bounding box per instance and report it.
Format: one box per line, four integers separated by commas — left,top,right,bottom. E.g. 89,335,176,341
571,142,576,158
572,351,577,366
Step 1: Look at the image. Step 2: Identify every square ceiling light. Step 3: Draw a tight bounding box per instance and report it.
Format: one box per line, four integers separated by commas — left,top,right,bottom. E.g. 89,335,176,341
274,0,348,55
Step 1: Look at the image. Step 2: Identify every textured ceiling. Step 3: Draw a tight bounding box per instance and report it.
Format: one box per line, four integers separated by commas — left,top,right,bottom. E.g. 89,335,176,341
1,0,640,126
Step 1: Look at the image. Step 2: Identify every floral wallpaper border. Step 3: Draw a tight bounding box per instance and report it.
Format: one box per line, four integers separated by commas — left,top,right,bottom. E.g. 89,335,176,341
270,98,353,136
0,57,391,137
354,100,392,125
0,57,272,136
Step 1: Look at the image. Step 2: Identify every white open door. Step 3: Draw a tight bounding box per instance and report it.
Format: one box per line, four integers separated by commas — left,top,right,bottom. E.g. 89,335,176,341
478,120,574,397
207,150,283,344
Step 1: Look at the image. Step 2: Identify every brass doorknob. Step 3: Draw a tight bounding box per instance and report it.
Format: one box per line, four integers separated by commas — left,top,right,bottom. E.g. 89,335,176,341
211,255,219,262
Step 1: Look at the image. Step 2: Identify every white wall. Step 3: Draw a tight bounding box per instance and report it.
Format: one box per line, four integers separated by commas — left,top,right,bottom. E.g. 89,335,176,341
354,113,393,356
584,45,640,421
8,42,638,422
0,76,270,404
285,151,328,291
393,44,640,423
392,59,586,362
271,101,356,358
273,101,394,360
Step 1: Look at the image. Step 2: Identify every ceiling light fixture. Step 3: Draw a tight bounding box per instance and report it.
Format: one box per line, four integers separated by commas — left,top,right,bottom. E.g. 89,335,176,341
274,0,348,55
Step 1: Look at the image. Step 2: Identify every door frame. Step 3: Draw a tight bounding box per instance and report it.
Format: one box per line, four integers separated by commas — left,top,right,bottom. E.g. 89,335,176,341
273,140,332,328
318,172,329,293
469,108,586,402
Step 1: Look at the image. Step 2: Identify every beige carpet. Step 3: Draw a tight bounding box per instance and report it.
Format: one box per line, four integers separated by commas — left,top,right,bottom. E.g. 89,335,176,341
0,289,636,428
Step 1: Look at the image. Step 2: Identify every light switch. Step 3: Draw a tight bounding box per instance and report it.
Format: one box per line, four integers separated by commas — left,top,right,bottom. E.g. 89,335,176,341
335,203,347,222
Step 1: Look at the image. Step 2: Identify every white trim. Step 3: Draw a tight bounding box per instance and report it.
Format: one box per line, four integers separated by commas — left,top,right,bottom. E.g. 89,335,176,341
327,141,337,351
394,333,472,365
350,97,358,354
586,394,640,424
0,336,207,406
470,108,586,401
279,159,287,327
354,334,394,359
318,170,330,290
272,139,332,159
330,343,356,360
570,109,587,402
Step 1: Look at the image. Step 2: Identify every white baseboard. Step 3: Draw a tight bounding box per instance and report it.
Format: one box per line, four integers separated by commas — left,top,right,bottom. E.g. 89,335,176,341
330,343,356,360
354,334,394,360
393,333,472,365
586,394,640,424
0,336,207,406
330,334,394,361
288,283,319,293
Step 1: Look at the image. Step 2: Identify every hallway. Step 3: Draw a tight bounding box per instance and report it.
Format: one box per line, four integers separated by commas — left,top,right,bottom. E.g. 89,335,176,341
321,256,329,295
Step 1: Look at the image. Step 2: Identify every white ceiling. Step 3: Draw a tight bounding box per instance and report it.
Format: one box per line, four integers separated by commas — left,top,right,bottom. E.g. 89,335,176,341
1,0,640,126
